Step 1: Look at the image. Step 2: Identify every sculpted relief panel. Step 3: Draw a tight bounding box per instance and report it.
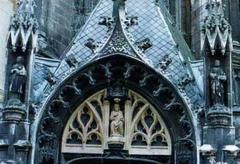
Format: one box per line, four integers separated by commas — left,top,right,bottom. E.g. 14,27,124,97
62,89,171,155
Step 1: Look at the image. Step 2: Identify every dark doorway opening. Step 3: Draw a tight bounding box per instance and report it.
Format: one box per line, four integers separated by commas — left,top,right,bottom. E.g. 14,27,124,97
68,157,161,164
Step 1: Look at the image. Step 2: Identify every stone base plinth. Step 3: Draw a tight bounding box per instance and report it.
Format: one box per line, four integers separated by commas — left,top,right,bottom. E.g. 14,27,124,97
2,106,26,122
108,137,125,150
207,104,231,126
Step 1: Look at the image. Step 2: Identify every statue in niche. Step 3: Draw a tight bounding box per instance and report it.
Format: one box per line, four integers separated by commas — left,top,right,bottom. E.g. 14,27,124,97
9,56,27,102
210,60,227,105
110,98,124,137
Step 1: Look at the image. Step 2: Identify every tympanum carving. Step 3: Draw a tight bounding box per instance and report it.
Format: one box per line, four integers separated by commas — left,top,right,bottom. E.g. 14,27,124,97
62,89,171,155
110,98,124,137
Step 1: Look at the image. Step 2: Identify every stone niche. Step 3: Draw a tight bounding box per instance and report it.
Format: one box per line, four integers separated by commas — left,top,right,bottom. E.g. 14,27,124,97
61,89,172,156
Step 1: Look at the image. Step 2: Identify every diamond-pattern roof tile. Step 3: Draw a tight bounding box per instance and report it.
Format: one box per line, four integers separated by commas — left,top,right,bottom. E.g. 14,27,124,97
37,0,203,107
124,0,202,105
54,0,113,78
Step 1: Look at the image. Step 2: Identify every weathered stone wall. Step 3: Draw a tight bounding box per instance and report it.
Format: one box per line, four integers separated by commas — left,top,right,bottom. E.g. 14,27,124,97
36,0,99,58
0,0,15,105
39,0,76,57
223,0,240,42
191,0,208,59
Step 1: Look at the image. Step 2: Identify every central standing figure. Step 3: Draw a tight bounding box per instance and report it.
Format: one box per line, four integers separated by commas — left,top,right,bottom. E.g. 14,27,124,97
110,98,124,137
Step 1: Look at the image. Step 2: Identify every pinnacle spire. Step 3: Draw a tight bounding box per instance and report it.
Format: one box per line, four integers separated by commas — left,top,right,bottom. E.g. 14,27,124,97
202,0,232,55
8,0,38,51
112,0,126,18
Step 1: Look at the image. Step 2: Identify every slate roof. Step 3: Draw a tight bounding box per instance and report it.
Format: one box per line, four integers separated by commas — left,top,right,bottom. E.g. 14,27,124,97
55,0,114,78
33,0,203,108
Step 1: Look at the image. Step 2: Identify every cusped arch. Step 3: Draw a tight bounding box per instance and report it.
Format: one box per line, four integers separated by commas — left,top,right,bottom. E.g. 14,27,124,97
33,55,198,164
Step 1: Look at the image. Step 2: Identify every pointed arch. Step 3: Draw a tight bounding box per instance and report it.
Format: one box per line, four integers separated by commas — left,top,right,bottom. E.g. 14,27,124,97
32,55,199,164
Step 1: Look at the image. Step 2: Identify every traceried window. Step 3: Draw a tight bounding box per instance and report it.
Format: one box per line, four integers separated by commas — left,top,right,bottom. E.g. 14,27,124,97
62,89,172,155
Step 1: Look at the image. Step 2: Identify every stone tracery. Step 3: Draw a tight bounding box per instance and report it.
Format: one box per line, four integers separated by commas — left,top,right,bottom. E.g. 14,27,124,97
62,89,171,155
35,56,196,163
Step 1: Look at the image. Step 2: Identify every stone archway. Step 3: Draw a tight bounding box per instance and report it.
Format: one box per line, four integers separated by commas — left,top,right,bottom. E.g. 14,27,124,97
34,55,197,164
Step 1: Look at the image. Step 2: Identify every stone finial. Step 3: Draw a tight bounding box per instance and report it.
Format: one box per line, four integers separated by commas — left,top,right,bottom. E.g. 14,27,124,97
202,0,232,54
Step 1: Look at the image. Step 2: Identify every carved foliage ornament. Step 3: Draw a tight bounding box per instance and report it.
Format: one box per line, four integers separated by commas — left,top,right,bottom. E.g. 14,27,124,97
62,89,171,155
36,57,196,163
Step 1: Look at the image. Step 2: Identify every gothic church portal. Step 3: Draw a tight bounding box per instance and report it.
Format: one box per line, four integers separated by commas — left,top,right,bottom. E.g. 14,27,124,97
0,0,240,164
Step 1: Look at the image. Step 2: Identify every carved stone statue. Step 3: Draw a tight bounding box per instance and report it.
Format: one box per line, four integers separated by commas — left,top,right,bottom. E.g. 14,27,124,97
9,56,27,102
210,60,226,105
110,98,124,137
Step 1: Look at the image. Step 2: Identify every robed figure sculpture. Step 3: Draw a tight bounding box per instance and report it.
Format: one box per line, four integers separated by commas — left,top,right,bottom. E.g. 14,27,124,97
110,98,124,137
209,60,227,105
9,56,27,102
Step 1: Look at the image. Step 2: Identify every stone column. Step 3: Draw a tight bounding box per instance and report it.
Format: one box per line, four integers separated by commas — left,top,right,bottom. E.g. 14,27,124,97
0,0,38,163
200,0,239,163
